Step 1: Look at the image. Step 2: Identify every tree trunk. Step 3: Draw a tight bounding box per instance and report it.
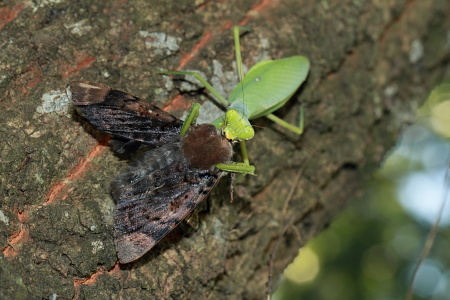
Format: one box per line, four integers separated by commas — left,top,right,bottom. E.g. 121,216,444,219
1,0,449,299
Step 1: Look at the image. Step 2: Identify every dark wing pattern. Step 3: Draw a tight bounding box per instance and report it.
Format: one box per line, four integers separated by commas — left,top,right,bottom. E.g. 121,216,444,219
111,140,225,264
69,81,183,146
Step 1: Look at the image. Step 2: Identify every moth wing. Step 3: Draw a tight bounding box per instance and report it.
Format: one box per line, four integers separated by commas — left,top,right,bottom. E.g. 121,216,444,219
112,141,224,263
69,81,183,146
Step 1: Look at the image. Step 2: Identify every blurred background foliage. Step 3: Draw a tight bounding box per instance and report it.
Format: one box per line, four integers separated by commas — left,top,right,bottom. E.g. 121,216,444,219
273,81,450,300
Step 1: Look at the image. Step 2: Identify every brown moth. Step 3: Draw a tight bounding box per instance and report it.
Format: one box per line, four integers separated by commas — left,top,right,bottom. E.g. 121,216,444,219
70,81,233,263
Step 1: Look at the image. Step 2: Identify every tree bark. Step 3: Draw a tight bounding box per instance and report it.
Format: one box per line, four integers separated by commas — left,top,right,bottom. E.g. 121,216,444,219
1,0,449,299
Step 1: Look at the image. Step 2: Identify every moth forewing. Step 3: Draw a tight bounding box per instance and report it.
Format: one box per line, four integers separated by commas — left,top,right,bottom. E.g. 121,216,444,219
69,81,183,147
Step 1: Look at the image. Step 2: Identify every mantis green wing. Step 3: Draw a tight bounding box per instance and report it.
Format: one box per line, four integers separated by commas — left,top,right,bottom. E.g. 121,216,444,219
226,56,310,120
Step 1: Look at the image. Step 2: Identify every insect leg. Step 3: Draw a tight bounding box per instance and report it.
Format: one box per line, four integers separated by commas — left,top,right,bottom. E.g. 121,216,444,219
180,103,201,136
214,162,255,175
265,105,304,135
159,71,230,107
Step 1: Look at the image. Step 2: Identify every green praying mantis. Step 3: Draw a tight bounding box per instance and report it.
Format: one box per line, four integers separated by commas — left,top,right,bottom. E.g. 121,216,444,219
161,26,310,175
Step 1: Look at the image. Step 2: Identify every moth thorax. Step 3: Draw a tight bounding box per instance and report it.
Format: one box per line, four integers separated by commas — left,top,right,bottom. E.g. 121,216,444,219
181,124,233,170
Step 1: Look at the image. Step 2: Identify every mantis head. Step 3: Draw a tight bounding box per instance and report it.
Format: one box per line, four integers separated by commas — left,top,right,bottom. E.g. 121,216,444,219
220,109,254,141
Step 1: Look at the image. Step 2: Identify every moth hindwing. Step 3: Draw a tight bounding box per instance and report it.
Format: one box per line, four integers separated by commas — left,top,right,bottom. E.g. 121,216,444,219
70,81,233,263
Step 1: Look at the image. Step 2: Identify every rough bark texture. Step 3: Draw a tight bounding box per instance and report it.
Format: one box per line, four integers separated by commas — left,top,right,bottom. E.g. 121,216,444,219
1,0,449,299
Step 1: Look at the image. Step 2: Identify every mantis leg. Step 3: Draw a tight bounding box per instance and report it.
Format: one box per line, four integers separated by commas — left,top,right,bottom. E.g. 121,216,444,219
180,103,201,136
159,71,229,107
265,106,304,135
214,162,255,175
